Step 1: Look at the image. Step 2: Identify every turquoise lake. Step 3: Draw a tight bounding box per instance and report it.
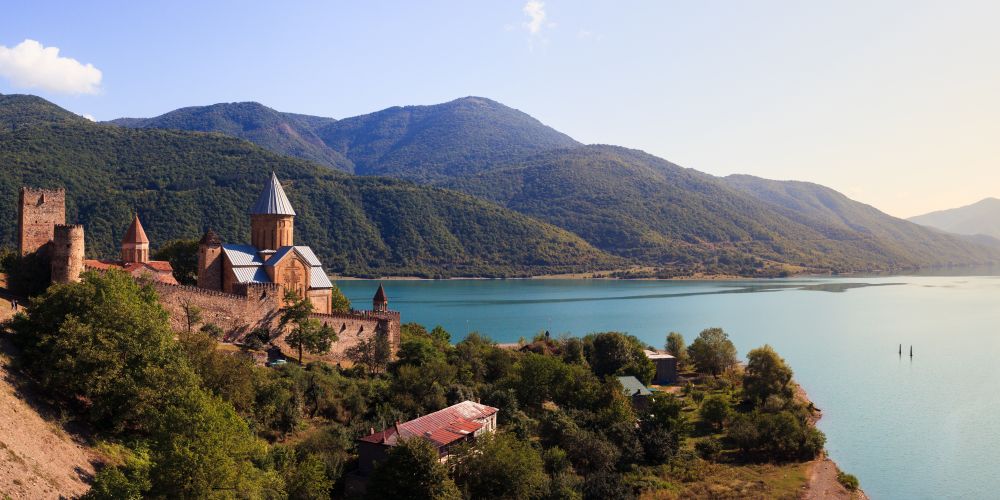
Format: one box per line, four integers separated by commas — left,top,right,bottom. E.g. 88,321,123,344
339,275,1000,499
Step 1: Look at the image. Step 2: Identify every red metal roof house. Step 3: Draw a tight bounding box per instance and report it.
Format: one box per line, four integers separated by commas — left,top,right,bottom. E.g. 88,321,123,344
357,400,499,475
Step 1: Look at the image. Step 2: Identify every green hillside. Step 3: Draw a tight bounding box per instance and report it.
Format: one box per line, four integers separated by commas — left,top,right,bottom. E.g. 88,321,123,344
315,96,579,181
0,94,618,277
908,197,1000,240
448,145,1000,273
108,101,352,171
722,175,1000,268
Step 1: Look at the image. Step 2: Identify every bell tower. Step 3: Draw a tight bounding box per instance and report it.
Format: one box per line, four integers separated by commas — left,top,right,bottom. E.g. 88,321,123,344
250,172,295,250
121,214,150,263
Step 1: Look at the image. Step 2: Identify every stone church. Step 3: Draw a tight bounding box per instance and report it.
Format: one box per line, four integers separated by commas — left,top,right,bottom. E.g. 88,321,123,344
195,172,336,314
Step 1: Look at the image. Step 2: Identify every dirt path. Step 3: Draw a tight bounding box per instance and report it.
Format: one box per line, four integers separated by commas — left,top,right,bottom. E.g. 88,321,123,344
802,455,869,500
0,297,100,499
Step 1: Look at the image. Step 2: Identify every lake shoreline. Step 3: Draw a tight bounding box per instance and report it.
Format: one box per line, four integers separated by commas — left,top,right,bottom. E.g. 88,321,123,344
796,382,869,499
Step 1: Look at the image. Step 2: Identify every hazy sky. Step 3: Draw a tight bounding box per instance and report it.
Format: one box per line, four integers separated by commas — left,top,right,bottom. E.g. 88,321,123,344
2,1,998,218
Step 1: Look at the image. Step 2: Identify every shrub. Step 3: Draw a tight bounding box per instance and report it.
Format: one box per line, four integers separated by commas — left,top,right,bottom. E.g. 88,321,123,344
695,437,723,461
837,471,860,491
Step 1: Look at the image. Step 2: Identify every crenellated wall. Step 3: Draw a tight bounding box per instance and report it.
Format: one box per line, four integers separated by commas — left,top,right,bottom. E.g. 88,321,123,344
150,280,398,362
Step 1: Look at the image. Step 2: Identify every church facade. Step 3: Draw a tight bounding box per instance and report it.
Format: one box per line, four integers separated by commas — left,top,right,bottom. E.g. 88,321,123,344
195,172,336,313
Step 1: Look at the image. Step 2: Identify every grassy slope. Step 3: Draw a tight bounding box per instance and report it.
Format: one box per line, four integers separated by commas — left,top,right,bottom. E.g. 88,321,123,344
0,94,618,277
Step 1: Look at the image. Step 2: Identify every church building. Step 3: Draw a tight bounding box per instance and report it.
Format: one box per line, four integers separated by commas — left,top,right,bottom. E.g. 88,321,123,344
83,214,178,285
196,172,336,314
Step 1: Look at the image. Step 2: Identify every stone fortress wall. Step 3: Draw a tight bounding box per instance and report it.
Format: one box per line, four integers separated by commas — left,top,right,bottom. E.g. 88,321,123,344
19,184,400,364
152,280,400,363
18,187,66,256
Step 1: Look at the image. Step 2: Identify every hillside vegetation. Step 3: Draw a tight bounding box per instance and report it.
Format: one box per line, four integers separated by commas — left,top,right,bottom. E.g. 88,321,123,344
0,94,618,277
109,101,351,171
107,95,1000,275
448,146,1000,273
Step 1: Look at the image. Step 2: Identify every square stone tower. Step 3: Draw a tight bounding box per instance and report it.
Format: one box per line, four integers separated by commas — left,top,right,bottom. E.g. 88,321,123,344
18,187,66,255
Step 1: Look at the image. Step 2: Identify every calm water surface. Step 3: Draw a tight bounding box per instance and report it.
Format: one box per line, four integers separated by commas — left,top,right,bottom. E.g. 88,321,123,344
339,275,1000,499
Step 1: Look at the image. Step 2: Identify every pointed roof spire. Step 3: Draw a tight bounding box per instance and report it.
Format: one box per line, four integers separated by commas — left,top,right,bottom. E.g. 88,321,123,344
199,228,221,246
373,283,387,303
122,214,149,245
251,172,296,216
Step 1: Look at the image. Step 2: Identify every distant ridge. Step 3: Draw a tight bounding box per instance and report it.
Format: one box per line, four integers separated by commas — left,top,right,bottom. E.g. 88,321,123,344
108,101,352,171
4,94,619,278
103,94,1000,275
909,198,1000,240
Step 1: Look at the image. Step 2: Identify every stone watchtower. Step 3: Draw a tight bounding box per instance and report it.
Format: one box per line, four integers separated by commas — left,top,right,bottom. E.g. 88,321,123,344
51,224,84,283
197,229,223,290
18,187,66,255
121,215,150,263
250,172,295,251
373,283,389,313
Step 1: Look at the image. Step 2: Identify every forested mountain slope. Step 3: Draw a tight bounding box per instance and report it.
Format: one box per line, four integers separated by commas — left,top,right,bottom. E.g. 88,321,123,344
0,94,617,277
108,101,351,171
447,146,1000,272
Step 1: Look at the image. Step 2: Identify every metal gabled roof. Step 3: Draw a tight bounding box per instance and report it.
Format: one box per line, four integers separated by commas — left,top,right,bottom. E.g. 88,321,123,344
251,172,296,216
310,266,333,289
267,245,323,268
232,266,271,284
617,376,652,396
221,244,264,266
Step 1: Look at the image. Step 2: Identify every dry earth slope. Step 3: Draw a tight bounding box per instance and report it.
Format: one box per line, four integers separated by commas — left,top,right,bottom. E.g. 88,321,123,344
0,303,99,499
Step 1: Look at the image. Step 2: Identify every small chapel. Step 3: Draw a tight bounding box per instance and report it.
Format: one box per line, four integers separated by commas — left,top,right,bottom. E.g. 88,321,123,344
195,172,337,314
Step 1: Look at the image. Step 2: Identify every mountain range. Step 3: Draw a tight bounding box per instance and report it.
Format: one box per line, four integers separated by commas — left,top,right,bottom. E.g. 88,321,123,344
909,198,1000,240
105,96,1000,275
0,92,994,277
0,94,616,277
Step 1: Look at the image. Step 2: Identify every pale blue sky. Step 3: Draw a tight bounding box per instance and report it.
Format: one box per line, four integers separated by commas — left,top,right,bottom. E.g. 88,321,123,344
2,1,999,217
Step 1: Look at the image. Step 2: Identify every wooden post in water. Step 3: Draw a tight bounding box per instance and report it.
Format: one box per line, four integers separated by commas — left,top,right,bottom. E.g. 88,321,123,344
909,345,913,358
899,344,902,356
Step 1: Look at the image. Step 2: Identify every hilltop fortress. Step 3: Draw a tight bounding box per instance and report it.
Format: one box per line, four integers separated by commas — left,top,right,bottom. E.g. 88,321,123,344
17,175,399,362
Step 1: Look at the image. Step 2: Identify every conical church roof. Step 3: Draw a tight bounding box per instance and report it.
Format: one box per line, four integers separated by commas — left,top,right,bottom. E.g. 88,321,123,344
373,283,388,303
251,172,296,216
122,214,149,245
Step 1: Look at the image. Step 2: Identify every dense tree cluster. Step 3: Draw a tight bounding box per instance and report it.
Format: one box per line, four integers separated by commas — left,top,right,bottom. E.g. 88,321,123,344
7,270,828,498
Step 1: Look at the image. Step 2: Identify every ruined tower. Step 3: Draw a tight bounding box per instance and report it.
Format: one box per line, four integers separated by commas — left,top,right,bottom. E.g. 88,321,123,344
51,224,84,283
120,214,150,263
18,187,66,255
250,172,295,251
197,229,223,290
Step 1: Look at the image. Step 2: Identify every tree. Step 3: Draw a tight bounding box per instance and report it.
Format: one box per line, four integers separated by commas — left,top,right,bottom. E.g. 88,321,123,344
452,433,549,500
585,332,655,384
347,330,392,376
687,328,737,376
330,283,351,313
280,290,336,363
367,438,460,500
181,301,203,332
743,345,794,406
665,331,690,369
286,318,337,364
153,239,199,285
699,394,731,430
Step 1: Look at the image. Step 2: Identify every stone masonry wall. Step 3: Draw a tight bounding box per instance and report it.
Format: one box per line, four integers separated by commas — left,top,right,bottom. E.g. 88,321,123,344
151,281,283,341
19,187,65,255
150,280,399,363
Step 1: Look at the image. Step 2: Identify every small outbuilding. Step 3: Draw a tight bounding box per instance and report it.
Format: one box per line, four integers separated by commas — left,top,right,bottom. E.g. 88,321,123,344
617,375,654,411
644,349,678,385
356,400,499,475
